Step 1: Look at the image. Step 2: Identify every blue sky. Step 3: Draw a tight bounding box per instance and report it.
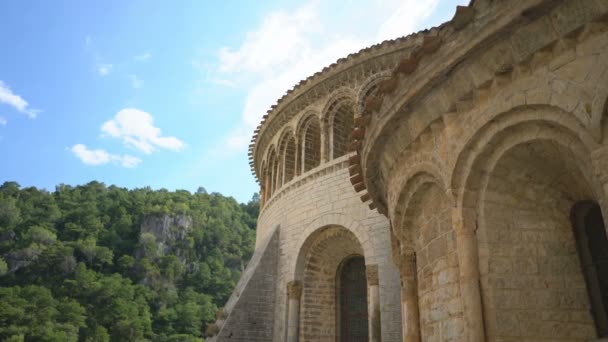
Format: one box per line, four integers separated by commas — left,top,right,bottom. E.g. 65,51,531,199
0,0,467,203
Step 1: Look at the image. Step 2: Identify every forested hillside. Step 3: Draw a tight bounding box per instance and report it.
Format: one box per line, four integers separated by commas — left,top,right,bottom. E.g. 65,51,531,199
0,181,258,342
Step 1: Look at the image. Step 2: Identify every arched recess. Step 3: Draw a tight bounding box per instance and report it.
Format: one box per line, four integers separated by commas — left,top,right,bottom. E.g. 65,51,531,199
278,130,297,185
266,147,278,198
294,225,368,342
260,160,267,205
357,71,391,115
298,114,322,173
324,97,355,159
454,107,605,341
393,172,464,341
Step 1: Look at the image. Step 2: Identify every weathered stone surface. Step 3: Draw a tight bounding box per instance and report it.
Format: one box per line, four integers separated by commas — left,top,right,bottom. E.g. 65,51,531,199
224,0,608,341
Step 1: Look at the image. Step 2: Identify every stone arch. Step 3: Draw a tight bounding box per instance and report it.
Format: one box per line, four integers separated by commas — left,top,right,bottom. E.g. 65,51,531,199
277,129,297,186
266,146,278,198
294,225,367,342
298,114,322,173
453,105,605,341
357,71,391,115
322,91,356,160
391,169,464,341
291,213,377,280
388,158,450,230
451,105,600,205
259,160,267,205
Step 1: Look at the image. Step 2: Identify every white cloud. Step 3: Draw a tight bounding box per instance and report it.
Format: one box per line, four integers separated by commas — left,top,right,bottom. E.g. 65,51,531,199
207,0,442,154
71,144,110,165
128,74,143,89
101,108,185,154
71,144,142,168
0,80,39,118
97,64,112,76
114,154,141,168
134,52,152,62
0,117,6,126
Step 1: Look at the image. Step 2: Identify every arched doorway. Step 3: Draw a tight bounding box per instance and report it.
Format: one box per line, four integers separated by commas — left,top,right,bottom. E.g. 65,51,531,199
294,226,370,342
338,256,369,342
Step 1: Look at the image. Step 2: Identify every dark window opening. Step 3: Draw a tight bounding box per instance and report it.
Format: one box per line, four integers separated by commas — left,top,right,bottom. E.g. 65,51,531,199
571,201,608,337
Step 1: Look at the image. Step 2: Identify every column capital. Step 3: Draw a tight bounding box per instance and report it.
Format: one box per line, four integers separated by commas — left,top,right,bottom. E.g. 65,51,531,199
287,280,303,299
366,264,379,286
592,145,608,184
452,207,477,236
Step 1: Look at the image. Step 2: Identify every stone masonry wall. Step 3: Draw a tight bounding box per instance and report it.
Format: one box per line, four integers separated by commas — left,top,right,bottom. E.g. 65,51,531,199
210,227,279,342
299,227,364,341
257,156,402,342
408,184,464,341
479,142,596,341
238,1,608,341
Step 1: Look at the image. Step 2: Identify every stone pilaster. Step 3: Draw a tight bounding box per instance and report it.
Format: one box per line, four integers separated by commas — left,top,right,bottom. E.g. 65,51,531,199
399,254,420,342
452,208,485,342
287,280,302,342
366,264,382,342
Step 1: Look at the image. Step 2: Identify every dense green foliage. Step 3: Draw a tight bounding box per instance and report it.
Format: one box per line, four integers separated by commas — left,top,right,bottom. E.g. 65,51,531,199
0,181,258,341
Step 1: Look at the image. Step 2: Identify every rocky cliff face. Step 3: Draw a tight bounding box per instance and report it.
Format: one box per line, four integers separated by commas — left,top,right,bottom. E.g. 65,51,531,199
138,214,193,260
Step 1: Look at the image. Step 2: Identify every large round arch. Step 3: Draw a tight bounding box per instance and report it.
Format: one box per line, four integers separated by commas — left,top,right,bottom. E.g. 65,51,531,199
453,105,605,340
391,170,464,341
294,225,368,342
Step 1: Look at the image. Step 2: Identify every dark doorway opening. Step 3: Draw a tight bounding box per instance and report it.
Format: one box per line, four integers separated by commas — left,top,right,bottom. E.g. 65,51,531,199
339,256,369,342
571,201,608,337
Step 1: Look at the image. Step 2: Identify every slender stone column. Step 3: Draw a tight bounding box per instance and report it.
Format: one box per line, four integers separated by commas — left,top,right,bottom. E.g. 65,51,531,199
320,121,328,163
366,264,381,342
452,208,485,342
399,254,420,342
264,176,270,204
287,280,303,342
592,146,608,234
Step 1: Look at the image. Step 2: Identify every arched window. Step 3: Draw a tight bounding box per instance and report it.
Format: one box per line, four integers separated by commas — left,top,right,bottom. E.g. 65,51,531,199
330,102,355,159
300,116,321,173
278,132,297,186
338,256,369,342
282,136,297,184
571,201,608,337
266,149,277,198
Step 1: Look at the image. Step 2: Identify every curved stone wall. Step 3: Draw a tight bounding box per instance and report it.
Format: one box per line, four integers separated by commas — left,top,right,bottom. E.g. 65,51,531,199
215,0,608,341
257,156,402,341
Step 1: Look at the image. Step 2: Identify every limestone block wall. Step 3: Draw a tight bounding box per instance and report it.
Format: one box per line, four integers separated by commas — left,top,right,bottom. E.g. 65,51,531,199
409,185,463,341
355,1,608,340
256,156,402,342
209,227,279,342
233,1,608,341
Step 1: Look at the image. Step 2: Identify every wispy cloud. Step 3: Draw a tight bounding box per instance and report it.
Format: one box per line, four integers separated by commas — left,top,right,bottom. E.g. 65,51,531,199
133,52,152,62
71,144,141,168
0,117,6,126
0,80,39,118
97,64,112,76
101,108,185,154
128,74,143,89
205,0,444,155
208,78,236,87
